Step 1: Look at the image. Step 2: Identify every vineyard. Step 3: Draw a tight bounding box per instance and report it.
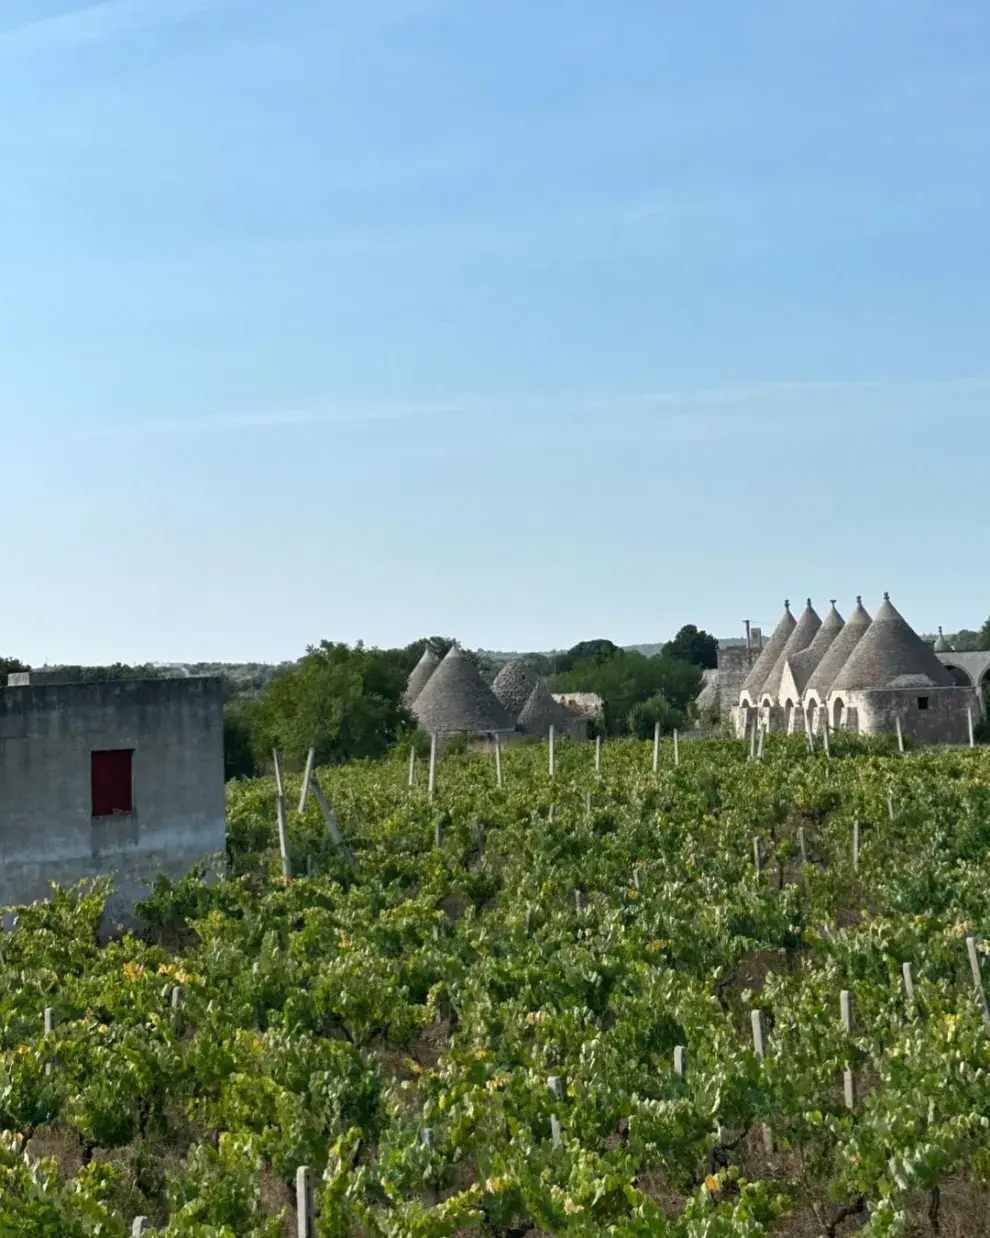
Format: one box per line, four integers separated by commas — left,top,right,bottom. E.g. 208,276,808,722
4,735,990,1236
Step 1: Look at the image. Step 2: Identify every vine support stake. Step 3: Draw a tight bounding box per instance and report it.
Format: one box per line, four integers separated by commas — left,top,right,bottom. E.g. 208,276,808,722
887,792,895,822
428,734,437,801
296,1165,315,1238
276,793,292,879
673,1045,685,1077
757,723,766,762
272,748,284,797
550,1113,563,1149
494,734,503,788
434,819,442,850
749,715,757,762
895,716,904,754
752,836,762,875
171,985,183,1010
822,720,831,760
798,826,808,864
652,721,660,774
547,1075,565,1102
632,867,642,892
673,728,680,766
309,776,356,869
574,889,585,915
298,747,315,814
965,937,990,1027
548,725,556,780
132,1221,150,1237
44,1006,55,1076
525,906,534,936
475,820,484,860
901,961,916,1008
840,990,856,1109
584,790,592,817
750,1010,774,1152
407,745,416,790
968,705,975,748
548,802,555,823
852,820,860,874
595,733,602,776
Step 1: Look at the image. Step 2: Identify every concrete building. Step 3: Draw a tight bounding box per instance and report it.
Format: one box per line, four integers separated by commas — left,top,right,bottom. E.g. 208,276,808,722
0,673,226,922
730,594,979,745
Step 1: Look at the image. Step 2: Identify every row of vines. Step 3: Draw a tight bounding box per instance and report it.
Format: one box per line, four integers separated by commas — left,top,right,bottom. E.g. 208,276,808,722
3,735,990,1234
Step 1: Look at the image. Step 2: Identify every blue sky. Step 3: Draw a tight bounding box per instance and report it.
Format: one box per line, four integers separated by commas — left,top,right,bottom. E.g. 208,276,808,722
2,0,989,663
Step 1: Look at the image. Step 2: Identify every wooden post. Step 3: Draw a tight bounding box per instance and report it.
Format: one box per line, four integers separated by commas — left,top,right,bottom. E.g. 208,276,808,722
752,837,762,875
276,794,292,879
750,1010,774,1152
966,937,990,1026
272,748,284,796
309,776,356,869
296,1165,315,1238
407,746,416,790
652,722,660,774
840,990,856,1109
901,961,915,1006
494,734,503,788
298,747,315,814
673,728,680,766
595,733,602,775
968,706,975,748
895,716,904,754
852,820,860,874
548,725,556,779
798,826,808,864
428,734,437,801
673,1045,685,1077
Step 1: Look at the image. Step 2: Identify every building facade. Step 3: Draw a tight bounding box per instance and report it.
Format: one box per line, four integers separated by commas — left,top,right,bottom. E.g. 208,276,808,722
0,674,226,922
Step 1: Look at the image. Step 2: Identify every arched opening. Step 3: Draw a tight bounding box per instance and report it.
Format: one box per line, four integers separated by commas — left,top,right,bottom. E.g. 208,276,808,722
833,697,845,730
807,699,818,735
981,669,990,717
945,664,975,688
784,699,794,732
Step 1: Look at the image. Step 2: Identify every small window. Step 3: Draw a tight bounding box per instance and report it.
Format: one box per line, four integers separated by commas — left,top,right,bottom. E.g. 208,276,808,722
917,697,929,711
91,750,134,817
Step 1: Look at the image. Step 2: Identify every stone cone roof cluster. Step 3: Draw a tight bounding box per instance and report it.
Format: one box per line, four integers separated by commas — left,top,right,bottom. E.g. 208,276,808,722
760,600,821,701
411,645,516,736
784,601,845,696
804,598,873,698
740,602,796,700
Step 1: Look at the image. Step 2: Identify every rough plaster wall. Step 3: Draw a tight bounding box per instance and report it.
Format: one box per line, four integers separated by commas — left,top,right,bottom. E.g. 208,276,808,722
847,688,975,745
0,679,226,922
716,646,757,713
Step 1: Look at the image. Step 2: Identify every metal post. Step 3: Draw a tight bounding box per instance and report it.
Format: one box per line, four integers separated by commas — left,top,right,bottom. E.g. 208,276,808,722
494,734,503,788
407,745,416,790
594,733,602,775
296,1165,315,1238
968,706,975,748
895,716,904,754
673,728,680,766
299,747,315,813
840,990,856,1108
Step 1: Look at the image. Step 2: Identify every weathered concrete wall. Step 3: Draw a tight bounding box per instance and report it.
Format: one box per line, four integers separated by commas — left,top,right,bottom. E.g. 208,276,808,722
0,678,226,923
716,644,759,714
835,687,976,745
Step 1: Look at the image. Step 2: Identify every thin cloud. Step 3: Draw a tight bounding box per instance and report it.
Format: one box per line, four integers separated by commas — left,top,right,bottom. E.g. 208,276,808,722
78,375,990,440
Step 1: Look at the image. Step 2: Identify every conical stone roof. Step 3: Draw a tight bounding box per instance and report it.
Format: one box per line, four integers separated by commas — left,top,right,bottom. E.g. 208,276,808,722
695,668,719,712
412,645,516,735
492,660,539,720
933,626,952,653
518,678,575,736
761,600,821,702
805,597,872,698
830,594,955,693
740,602,796,700
405,647,440,706
784,600,844,695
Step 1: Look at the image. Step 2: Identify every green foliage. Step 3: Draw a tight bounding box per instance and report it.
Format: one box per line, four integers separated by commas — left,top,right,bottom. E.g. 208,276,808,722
7,739,990,1231
663,624,719,670
553,649,701,734
979,616,990,651
247,640,414,770
0,655,28,683
627,693,686,738
223,703,259,780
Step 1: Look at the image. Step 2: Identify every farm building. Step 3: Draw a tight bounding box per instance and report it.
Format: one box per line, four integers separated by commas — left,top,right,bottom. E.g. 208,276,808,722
409,645,516,744
729,595,979,745
0,672,226,922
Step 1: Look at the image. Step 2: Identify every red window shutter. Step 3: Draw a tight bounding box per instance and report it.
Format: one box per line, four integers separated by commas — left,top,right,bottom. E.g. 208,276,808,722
91,750,133,817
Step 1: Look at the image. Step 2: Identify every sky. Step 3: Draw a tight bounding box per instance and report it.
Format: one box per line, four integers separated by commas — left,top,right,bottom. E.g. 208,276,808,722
2,0,989,663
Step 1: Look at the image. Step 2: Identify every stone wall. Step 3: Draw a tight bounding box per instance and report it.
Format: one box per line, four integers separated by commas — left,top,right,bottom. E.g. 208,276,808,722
715,644,760,714
842,686,977,745
0,677,226,923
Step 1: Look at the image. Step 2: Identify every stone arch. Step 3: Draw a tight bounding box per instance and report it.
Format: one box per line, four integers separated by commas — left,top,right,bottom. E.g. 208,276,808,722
807,699,818,734
784,699,794,732
833,697,845,730
944,663,976,688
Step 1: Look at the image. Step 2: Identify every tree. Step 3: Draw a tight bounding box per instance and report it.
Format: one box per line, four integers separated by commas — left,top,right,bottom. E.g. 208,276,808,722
249,641,413,770
0,657,28,684
552,649,701,736
663,624,718,670
627,694,686,739
395,637,459,676
979,617,990,651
